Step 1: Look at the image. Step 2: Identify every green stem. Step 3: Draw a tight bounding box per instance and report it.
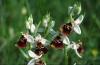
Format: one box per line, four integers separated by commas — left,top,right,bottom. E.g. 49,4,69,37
19,48,29,59
64,46,68,65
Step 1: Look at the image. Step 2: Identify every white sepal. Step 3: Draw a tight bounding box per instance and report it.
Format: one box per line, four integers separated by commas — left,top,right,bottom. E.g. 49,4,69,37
35,34,47,45
74,15,84,25
24,34,34,43
73,25,81,35
28,50,42,59
27,59,35,65
63,36,70,45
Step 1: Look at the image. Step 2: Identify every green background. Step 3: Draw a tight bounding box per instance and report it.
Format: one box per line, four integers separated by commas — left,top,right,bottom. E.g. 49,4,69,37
0,0,100,65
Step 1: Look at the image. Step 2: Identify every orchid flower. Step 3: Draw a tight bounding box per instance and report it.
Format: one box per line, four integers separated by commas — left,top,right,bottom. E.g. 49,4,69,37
17,33,34,48
69,41,83,58
35,34,47,45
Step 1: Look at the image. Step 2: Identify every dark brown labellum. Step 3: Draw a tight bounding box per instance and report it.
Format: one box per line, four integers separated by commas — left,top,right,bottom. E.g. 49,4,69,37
34,47,48,55
34,48,42,56
36,42,44,49
77,44,84,54
40,47,48,54
51,36,64,49
17,35,27,48
60,23,72,35
35,59,45,65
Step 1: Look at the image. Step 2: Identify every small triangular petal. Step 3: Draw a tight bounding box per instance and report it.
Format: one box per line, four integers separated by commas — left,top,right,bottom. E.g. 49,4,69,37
73,25,81,35
27,59,35,65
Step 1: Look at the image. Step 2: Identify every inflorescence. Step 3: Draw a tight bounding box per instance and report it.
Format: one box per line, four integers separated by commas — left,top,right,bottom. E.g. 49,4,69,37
16,3,84,65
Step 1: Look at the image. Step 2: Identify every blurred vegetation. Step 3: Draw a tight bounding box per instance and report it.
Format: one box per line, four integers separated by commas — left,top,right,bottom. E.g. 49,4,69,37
0,0,100,65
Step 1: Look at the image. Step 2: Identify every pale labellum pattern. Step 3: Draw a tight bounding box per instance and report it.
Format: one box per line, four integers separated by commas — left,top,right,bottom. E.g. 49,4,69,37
28,50,42,59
